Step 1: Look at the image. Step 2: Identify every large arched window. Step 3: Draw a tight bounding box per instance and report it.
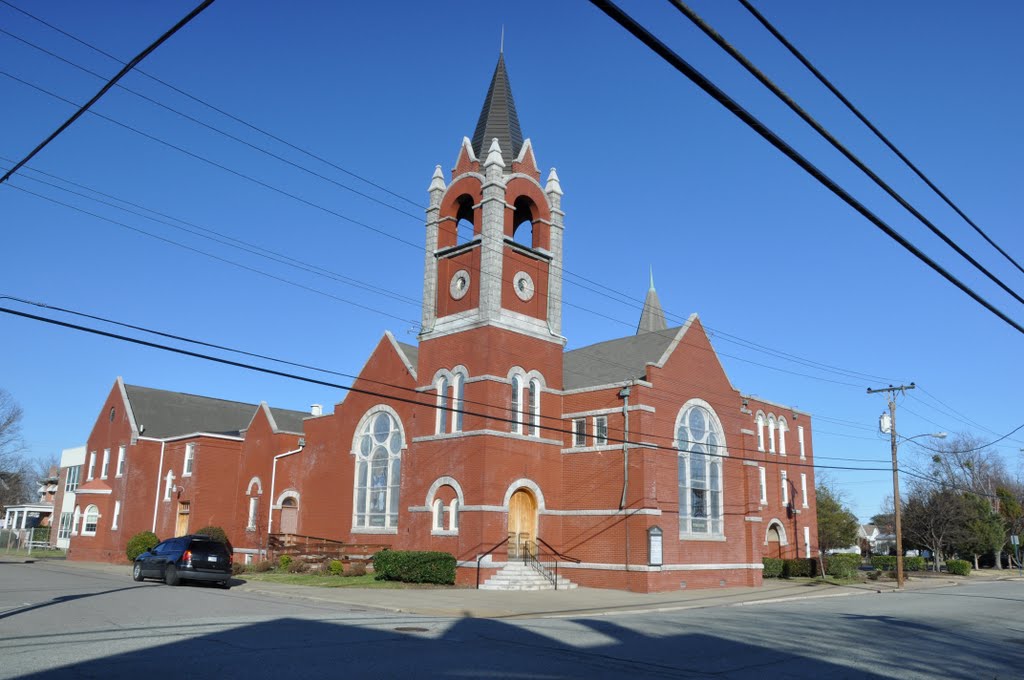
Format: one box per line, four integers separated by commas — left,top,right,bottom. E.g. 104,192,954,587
353,408,403,530
676,400,727,538
778,416,789,455
755,411,766,452
767,414,777,454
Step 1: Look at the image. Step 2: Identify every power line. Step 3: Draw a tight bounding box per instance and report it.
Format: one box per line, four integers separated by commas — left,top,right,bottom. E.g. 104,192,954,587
735,0,1024,278
669,0,1024,308
588,0,1024,338
0,0,215,185
0,0,422,211
0,5,903,389
0,296,893,470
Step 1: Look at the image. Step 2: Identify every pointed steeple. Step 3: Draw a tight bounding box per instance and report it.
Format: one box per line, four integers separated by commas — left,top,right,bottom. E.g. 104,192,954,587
637,268,668,335
471,53,524,168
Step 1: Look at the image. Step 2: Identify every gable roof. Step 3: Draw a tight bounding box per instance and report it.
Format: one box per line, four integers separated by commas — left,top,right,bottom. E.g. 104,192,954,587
123,384,307,439
563,327,681,390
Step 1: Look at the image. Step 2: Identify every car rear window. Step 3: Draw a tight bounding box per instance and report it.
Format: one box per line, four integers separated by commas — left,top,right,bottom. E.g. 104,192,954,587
190,539,228,555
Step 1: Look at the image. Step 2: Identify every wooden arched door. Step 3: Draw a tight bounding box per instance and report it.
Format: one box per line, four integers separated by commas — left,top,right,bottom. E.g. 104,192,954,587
280,497,298,535
508,489,537,559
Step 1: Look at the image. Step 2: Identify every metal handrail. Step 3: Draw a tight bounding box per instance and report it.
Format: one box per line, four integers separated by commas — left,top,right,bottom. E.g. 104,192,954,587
532,537,581,591
522,542,557,587
475,536,510,589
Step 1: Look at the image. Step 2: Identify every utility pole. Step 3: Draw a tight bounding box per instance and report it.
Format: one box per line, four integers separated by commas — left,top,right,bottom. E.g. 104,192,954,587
867,382,915,590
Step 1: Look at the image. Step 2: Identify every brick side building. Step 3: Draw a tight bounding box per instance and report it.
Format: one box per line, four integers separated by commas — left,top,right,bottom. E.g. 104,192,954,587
62,54,816,591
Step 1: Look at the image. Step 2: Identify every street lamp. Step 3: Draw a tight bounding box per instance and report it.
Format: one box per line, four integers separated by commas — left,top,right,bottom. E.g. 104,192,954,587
882,415,946,589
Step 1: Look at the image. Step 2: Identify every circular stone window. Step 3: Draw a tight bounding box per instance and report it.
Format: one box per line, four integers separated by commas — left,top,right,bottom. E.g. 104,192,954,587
513,271,535,301
449,269,470,300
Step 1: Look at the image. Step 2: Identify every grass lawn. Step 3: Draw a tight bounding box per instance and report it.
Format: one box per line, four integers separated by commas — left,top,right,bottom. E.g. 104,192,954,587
239,572,455,589
0,548,66,559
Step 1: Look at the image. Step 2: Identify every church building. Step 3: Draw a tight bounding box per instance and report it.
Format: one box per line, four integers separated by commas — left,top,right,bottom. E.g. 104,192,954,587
54,54,817,592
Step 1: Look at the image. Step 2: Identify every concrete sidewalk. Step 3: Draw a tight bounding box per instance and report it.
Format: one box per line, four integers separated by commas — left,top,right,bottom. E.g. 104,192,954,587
24,558,1011,619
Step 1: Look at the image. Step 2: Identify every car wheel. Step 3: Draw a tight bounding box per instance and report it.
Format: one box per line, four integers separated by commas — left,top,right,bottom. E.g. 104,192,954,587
164,564,180,586
132,562,144,582
218,580,231,590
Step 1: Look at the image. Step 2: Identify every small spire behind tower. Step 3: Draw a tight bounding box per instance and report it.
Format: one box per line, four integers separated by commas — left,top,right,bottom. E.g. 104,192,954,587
637,268,668,335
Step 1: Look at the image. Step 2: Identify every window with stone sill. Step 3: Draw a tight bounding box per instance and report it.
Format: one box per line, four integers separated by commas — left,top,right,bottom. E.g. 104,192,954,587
572,418,586,447
82,505,99,536
594,415,608,446
676,400,726,538
353,408,403,530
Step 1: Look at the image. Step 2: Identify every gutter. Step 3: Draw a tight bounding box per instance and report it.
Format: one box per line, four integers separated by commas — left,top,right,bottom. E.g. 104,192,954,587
151,440,166,532
267,440,305,539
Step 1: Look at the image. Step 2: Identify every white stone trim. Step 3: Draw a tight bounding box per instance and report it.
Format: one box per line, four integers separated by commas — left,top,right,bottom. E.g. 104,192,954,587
561,444,623,454
680,534,728,542
742,394,809,418
74,488,113,495
562,404,654,419
542,508,661,516
117,376,140,443
745,516,763,522
545,562,764,572
502,479,546,510
273,489,299,509
350,527,398,535
140,432,244,443
246,476,263,496
765,518,789,546
350,404,408,455
426,311,564,344
413,430,562,446
559,380,653,396
424,476,465,507
233,547,261,554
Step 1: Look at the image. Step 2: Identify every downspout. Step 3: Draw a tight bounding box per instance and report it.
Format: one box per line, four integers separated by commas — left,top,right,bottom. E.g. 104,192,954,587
619,383,632,582
267,440,305,543
151,440,165,532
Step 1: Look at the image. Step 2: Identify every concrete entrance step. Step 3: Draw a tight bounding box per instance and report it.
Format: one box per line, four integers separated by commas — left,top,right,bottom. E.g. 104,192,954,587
480,562,578,591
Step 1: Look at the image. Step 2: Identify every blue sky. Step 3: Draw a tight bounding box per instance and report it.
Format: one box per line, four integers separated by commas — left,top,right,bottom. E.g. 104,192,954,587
1,1,1021,522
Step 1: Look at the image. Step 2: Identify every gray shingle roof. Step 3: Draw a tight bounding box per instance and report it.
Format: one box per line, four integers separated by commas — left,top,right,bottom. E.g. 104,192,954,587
124,385,307,439
396,341,419,372
563,327,680,390
471,53,524,168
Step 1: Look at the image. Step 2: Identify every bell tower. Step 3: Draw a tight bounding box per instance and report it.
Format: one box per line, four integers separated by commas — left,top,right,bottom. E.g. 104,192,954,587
419,54,565,351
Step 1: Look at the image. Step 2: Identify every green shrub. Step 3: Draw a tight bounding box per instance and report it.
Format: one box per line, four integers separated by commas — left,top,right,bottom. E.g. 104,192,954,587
194,526,230,546
373,550,456,584
946,559,971,576
253,560,273,573
783,558,814,578
871,555,897,571
867,570,880,581
328,559,344,576
126,531,160,561
287,559,309,574
825,553,862,579
904,556,926,572
278,554,293,570
762,557,783,578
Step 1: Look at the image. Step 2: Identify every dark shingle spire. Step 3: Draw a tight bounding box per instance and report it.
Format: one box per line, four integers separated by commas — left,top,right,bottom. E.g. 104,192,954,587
637,268,668,335
471,53,524,167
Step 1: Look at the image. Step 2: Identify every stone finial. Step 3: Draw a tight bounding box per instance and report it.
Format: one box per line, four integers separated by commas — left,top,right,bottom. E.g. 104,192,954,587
485,138,505,168
429,165,446,193
545,168,563,196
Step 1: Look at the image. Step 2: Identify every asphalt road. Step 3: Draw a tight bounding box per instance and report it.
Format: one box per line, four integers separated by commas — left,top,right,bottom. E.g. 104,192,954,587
2,560,1021,678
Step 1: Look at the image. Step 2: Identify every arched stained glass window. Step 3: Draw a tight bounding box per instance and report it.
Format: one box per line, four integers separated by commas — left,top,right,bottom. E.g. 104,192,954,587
677,401,726,538
353,409,403,529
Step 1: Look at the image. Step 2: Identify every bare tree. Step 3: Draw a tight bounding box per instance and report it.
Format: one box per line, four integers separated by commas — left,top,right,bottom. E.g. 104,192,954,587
0,389,32,509
921,434,1009,568
902,482,968,571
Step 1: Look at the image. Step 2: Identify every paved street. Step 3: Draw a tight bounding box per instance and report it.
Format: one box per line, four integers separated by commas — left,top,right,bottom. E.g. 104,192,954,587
2,560,1022,678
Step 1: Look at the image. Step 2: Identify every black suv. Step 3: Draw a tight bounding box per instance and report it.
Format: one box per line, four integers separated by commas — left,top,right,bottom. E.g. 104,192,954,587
133,535,233,589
